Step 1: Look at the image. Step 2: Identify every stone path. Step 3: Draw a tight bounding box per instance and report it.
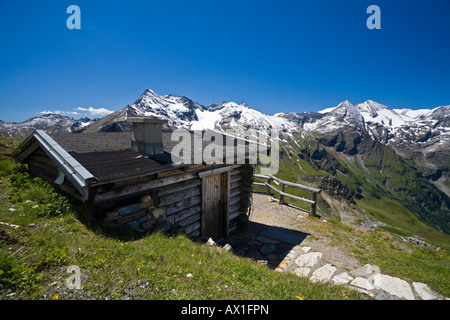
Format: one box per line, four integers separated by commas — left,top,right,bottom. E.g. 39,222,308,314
212,194,446,301
215,229,444,300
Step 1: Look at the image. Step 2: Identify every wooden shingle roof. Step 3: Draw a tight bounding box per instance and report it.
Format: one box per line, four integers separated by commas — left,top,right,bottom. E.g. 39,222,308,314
49,132,175,183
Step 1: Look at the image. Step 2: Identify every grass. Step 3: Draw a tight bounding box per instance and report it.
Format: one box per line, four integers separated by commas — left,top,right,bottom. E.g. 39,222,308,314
356,197,450,251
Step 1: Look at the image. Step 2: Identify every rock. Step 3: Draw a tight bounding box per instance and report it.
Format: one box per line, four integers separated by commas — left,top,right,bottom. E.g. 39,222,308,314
350,277,374,290
140,194,153,203
149,208,164,219
222,243,232,252
412,282,438,300
0,222,21,229
294,252,322,267
310,264,336,283
373,274,415,300
331,272,354,285
106,210,119,219
117,203,140,216
140,200,154,209
206,238,216,246
351,264,380,279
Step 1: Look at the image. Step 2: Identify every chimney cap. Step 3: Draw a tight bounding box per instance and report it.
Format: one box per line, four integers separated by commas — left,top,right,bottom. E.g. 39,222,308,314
128,116,168,124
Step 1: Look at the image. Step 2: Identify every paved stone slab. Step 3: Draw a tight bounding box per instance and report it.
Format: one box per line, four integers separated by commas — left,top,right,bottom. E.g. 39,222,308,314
331,272,354,285
300,246,311,253
293,267,311,277
373,274,415,300
413,282,438,300
294,252,323,267
350,277,374,290
310,264,336,283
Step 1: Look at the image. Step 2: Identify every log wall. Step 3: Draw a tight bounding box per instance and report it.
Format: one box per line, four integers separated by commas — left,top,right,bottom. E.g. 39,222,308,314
94,164,254,237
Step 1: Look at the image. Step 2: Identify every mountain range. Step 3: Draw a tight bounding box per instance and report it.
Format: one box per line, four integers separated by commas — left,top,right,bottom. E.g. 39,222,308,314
1,89,449,238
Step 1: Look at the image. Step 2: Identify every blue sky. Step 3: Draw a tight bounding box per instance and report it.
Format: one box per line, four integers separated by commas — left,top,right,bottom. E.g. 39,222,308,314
1,0,449,122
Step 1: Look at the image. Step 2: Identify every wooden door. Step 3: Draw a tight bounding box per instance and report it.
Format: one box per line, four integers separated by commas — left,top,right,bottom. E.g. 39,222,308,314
201,172,230,238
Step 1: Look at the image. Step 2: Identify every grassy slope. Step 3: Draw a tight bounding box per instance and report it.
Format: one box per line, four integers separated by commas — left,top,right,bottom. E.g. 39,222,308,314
278,132,450,247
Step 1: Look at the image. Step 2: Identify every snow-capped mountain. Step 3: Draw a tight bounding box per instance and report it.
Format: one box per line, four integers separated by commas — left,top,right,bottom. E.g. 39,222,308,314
0,114,96,139
293,99,450,149
116,89,297,138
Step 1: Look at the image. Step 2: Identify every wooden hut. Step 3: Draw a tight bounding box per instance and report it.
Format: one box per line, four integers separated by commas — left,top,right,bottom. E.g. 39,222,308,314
12,117,260,238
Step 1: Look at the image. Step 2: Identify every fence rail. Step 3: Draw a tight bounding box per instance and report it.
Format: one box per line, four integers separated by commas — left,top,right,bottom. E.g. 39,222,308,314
253,174,321,216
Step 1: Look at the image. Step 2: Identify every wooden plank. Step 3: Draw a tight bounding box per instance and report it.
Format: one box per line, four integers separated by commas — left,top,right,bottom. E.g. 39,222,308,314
268,174,321,193
28,165,86,203
116,210,147,224
198,165,232,178
178,213,200,227
229,194,240,206
230,174,242,183
94,170,200,203
201,174,221,237
158,179,201,197
311,192,318,216
230,188,241,198
265,182,315,204
166,195,201,216
94,165,234,204
229,209,241,221
15,140,40,162
254,174,269,179
230,181,241,190
279,183,285,205
184,221,201,235
222,171,231,237
253,182,265,186
28,159,59,175
173,205,202,223
159,187,201,206
229,202,241,214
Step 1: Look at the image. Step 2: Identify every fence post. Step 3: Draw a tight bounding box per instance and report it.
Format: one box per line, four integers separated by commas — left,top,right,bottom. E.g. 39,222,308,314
279,183,285,205
265,177,272,195
310,192,317,216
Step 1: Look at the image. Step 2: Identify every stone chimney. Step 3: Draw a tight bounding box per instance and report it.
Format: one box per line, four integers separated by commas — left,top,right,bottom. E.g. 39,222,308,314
128,117,168,156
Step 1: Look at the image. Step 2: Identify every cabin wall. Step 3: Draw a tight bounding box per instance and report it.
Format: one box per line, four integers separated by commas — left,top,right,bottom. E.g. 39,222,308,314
97,164,254,237
25,148,85,202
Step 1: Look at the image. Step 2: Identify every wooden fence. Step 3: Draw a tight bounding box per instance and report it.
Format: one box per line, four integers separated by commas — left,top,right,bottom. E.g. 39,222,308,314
253,174,321,216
